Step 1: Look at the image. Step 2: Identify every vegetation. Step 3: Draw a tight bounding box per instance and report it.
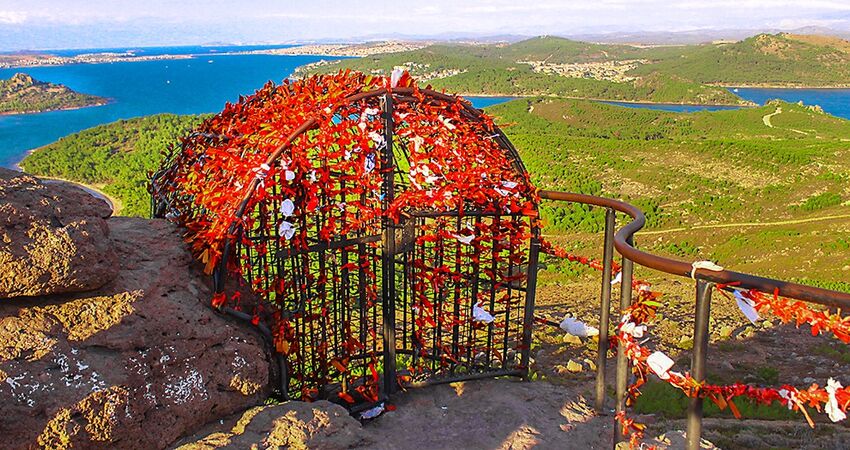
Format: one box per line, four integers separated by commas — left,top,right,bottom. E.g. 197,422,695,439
303,33,850,105
633,380,797,420
302,41,745,105
20,114,206,216
629,33,850,87
0,73,106,114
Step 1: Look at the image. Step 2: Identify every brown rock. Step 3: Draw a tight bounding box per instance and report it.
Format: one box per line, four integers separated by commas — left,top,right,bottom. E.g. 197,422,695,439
0,168,117,298
0,217,271,449
173,401,372,450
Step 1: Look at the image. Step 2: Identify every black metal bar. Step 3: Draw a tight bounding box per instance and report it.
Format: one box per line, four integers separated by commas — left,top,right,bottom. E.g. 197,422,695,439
595,207,616,413
520,225,541,378
381,92,398,396
405,209,536,219
275,234,381,259
687,280,713,450
613,236,634,446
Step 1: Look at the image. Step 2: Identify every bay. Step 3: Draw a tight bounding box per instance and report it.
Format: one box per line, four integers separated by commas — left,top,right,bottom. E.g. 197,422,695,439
731,87,850,120
599,101,744,113
0,55,514,169
0,54,327,168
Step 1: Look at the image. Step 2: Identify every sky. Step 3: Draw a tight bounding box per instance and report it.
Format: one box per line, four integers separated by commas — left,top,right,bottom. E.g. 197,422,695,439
1,0,850,51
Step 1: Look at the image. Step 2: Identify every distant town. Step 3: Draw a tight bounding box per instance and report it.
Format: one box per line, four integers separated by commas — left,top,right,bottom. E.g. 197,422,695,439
518,59,647,82
0,41,428,69
0,52,192,69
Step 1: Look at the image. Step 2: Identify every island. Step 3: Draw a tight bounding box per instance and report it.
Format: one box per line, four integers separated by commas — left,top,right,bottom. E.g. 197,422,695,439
0,73,108,115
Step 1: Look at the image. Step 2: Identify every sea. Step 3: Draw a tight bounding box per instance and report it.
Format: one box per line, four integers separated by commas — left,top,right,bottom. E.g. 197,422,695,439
0,47,514,168
602,88,850,117
1,45,848,168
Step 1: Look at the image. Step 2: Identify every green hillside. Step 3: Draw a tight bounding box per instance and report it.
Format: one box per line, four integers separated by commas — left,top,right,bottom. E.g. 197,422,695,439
628,33,850,86
19,114,206,216
490,98,850,285
302,41,745,105
490,36,686,63
303,33,850,103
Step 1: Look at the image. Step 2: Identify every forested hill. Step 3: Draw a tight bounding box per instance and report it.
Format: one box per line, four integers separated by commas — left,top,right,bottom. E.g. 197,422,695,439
300,41,744,105
19,114,206,216
0,73,107,115
300,33,850,102
628,33,850,87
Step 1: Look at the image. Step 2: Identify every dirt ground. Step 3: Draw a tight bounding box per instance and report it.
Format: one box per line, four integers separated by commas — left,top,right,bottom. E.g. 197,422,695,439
364,379,613,450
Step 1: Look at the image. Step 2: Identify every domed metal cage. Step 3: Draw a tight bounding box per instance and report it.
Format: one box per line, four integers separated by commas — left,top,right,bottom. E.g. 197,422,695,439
151,72,541,410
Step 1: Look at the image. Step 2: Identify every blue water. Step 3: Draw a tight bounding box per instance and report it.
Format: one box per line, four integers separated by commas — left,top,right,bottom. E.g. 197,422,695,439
603,89,850,120
601,101,744,113
468,96,517,108
732,88,850,120
0,55,516,168
4,45,298,57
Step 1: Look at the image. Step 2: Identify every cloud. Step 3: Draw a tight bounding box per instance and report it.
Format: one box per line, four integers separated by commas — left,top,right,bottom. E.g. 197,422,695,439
0,10,27,24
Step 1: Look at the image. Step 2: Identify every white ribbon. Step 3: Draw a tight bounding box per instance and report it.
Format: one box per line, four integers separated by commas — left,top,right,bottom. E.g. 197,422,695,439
620,321,646,338
733,290,760,324
691,260,723,279
390,68,403,88
647,351,675,380
611,271,622,285
364,153,376,173
360,403,385,420
559,317,599,337
278,221,296,240
279,199,295,217
472,303,495,324
778,388,797,411
826,378,847,422
451,233,475,245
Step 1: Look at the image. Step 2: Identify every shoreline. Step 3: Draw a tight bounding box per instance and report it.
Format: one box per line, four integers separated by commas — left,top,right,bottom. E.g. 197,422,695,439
0,99,110,117
716,84,850,90
457,92,751,107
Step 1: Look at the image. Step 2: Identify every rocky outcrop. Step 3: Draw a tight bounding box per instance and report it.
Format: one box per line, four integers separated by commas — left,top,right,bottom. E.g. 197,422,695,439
0,168,117,298
0,216,271,449
173,401,372,450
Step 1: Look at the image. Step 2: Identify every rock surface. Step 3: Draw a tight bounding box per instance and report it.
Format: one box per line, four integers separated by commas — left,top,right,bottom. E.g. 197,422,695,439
173,401,373,450
173,379,613,450
0,168,117,298
0,216,271,449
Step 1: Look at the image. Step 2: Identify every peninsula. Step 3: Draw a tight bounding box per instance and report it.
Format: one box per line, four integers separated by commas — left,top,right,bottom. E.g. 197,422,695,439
0,73,107,115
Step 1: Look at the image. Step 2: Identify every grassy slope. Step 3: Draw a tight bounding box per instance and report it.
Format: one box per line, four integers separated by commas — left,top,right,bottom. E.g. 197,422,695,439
303,41,744,105
19,114,206,216
0,73,106,114
629,33,850,86
489,98,850,286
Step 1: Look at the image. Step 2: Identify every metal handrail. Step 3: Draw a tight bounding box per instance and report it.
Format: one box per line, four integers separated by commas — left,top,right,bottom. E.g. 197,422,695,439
539,190,850,307
538,189,850,449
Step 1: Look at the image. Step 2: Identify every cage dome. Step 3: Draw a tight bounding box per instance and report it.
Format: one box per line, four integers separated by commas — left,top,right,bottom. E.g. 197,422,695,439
152,71,542,408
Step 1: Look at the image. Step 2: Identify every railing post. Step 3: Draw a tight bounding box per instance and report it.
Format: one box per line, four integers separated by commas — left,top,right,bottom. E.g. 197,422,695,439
521,225,542,378
687,280,713,450
613,236,634,446
381,92,398,397
595,208,616,413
